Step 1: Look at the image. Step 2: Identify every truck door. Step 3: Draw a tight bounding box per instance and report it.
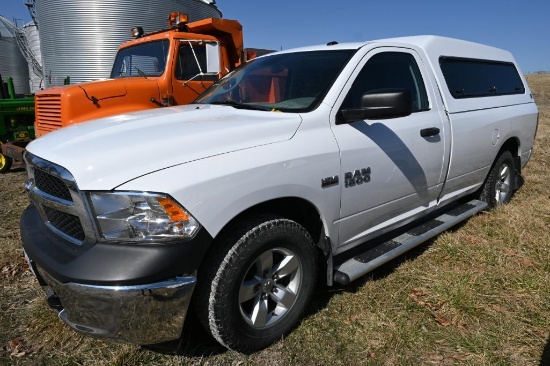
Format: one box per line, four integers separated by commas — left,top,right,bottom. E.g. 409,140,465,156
172,40,220,105
331,48,448,249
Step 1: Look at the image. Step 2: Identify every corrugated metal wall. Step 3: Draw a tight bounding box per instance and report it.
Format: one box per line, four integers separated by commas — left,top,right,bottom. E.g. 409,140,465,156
35,0,221,87
23,22,43,92
0,16,31,95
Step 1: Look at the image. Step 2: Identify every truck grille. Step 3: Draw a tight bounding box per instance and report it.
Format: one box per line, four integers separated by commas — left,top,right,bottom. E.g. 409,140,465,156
43,207,86,241
35,94,62,133
25,152,95,245
34,168,73,202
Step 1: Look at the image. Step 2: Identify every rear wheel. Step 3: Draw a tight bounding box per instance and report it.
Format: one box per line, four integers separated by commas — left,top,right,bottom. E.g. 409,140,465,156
0,151,12,174
195,215,318,353
479,150,516,208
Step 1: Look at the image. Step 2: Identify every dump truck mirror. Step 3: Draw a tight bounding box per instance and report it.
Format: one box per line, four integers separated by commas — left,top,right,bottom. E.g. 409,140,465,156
206,43,221,74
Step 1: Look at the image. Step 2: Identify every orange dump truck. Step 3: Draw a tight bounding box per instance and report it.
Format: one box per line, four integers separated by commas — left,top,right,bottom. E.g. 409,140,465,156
33,12,247,138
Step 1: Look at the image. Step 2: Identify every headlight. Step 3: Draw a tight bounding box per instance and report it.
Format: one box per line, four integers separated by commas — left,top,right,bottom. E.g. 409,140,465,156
87,192,200,241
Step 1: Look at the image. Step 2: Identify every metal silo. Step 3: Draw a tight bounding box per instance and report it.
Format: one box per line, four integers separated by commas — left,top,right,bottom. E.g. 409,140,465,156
0,16,30,95
23,22,43,92
35,0,222,88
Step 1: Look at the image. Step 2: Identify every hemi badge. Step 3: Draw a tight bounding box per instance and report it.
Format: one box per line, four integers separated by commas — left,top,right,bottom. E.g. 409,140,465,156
321,175,339,188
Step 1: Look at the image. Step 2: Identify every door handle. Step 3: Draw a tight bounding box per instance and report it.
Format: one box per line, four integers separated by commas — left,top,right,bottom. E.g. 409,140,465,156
420,127,440,137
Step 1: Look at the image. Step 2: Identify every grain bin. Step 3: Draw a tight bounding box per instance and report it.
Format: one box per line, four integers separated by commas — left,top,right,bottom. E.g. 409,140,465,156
23,22,43,92
0,16,30,95
34,0,221,88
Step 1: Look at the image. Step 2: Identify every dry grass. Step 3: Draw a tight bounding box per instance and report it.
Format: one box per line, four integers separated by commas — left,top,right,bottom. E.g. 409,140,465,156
1,75,549,365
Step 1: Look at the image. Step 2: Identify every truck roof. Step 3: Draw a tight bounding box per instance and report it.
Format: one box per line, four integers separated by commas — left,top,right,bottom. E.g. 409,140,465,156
276,35,528,115
278,35,515,63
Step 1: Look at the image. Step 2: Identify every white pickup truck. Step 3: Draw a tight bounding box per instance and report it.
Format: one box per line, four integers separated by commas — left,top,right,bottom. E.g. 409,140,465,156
21,36,538,352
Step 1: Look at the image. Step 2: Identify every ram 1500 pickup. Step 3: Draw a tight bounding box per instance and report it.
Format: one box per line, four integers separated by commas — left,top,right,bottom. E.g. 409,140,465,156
20,36,538,352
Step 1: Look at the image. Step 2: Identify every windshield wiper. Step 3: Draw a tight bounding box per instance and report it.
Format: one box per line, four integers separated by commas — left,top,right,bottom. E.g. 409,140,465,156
209,100,272,111
134,66,147,79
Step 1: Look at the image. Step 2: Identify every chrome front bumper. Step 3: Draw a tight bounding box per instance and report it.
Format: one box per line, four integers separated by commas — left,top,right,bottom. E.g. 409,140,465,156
36,266,196,345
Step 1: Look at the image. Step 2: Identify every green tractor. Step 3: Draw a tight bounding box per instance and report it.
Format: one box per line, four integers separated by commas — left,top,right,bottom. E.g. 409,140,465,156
0,74,35,173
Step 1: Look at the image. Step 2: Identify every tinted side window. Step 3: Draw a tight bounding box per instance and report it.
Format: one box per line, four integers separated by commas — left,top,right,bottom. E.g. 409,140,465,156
440,57,525,98
342,52,429,112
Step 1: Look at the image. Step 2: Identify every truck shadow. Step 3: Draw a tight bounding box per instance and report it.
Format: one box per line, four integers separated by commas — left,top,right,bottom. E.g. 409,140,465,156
3,167,26,173
541,334,550,366
350,120,430,201
145,235,441,357
143,309,226,356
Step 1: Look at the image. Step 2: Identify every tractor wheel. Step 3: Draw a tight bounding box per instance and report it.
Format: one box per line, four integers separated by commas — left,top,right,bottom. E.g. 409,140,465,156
0,151,12,174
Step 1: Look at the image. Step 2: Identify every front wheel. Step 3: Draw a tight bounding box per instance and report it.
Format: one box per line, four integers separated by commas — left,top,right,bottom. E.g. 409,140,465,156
195,215,318,353
479,150,516,208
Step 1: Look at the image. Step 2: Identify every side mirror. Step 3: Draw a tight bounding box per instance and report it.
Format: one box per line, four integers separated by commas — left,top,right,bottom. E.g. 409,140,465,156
340,89,412,123
206,43,221,74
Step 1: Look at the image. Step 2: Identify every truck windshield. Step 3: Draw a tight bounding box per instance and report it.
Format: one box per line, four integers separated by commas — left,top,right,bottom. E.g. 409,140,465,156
110,40,170,78
194,49,356,113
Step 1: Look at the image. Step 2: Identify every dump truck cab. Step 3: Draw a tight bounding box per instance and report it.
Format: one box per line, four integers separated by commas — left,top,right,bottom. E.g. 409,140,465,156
34,13,244,137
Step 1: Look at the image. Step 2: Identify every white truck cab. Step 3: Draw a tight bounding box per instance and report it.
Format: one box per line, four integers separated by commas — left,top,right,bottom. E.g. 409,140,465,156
21,36,538,352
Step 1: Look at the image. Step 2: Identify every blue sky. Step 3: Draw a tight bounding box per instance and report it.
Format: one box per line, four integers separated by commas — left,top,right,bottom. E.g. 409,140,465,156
2,0,548,73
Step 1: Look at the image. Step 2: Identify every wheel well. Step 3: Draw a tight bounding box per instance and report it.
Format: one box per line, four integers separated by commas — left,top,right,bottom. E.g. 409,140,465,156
223,197,325,244
478,137,522,199
499,137,521,173
196,198,329,288
499,137,520,159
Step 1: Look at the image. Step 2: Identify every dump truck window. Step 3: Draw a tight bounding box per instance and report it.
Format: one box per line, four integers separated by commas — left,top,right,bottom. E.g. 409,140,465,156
176,43,218,81
110,40,169,78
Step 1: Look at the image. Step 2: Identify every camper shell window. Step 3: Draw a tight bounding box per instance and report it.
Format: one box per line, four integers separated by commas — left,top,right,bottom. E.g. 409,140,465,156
440,57,525,99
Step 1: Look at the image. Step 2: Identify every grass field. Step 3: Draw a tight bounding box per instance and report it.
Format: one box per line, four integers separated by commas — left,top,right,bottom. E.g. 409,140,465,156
1,74,549,365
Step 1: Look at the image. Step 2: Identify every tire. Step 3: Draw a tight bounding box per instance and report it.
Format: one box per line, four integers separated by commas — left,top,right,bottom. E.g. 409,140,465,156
195,215,318,353
479,150,516,208
0,151,13,174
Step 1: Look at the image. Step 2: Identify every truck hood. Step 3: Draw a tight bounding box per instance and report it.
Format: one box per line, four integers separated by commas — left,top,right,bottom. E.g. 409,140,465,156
75,78,129,101
42,77,159,102
27,104,302,190
35,78,162,134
